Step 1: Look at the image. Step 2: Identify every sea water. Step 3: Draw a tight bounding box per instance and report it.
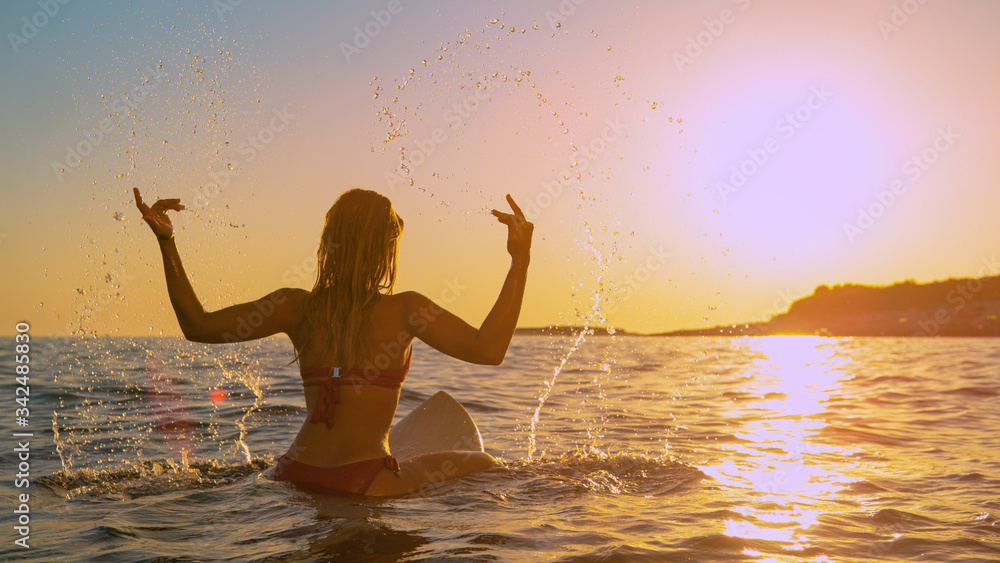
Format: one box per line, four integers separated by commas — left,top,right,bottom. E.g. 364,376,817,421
1,334,998,562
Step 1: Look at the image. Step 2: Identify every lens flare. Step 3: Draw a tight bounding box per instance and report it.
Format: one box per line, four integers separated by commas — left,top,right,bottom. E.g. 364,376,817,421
209,387,229,403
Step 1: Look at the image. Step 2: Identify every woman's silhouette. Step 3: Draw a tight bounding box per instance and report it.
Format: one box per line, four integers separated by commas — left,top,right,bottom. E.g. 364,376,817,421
133,187,533,496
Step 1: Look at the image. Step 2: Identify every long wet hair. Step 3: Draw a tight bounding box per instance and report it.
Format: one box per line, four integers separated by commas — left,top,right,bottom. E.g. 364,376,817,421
296,189,403,368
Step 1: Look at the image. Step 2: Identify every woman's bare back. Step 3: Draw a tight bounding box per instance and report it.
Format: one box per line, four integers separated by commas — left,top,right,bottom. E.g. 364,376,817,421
285,293,413,467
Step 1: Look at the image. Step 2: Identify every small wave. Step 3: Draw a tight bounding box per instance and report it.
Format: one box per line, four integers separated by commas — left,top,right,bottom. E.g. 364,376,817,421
838,479,891,494
974,512,1000,536
828,507,942,532
819,425,905,447
504,449,705,497
82,524,139,542
37,456,275,499
672,533,824,558
942,386,998,397
874,536,1000,560
867,508,940,528
945,472,988,482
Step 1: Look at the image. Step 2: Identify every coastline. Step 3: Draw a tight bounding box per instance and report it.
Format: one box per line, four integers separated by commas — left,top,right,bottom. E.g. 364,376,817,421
517,274,1000,338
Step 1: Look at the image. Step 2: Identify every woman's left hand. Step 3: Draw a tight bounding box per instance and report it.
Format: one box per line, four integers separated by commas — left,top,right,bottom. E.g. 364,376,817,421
133,187,185,241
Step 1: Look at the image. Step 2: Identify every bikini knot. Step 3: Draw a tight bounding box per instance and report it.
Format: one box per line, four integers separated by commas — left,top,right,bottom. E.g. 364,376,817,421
385,455,401,477
309,377,340,428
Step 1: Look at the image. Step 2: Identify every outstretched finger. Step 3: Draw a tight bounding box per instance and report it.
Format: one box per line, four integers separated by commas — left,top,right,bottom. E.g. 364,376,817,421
505,194,525,219
491,209,514,225
133,188,149,212
152,199,185,212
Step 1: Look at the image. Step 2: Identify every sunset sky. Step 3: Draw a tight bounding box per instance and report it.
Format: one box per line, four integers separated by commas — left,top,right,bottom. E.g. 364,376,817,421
1,0,998,337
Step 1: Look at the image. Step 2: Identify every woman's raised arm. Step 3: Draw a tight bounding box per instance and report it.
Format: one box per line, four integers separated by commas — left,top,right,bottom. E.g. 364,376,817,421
133,188,306,343
403,194,532,365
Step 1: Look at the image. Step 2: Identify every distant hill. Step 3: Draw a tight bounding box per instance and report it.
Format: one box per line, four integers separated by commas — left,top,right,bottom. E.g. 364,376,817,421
656,275,1000,337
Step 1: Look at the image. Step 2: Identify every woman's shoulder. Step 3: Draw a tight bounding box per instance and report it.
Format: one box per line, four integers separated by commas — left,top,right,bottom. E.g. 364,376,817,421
275,287,312,306
386,290,432,310
377,291,436,323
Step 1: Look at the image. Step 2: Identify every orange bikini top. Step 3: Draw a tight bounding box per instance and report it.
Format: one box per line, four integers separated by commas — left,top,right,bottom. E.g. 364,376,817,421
299,352,410,428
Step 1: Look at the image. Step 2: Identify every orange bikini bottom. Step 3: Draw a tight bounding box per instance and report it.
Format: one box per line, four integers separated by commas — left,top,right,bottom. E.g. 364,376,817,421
272,454,401,496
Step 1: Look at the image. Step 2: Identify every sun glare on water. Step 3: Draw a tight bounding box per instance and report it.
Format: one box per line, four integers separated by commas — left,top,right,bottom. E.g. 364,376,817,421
697,336,862,557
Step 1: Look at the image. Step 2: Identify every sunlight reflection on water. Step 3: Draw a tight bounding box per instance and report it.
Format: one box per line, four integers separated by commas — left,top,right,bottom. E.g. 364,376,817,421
698,336,860,559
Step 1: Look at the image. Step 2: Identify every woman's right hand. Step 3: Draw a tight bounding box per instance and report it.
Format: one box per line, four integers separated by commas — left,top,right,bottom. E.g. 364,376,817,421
134,187,184,241
491,194,533,264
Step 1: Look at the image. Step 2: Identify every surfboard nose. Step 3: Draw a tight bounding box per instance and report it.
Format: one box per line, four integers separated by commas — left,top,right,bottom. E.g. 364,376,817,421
388,391,485,461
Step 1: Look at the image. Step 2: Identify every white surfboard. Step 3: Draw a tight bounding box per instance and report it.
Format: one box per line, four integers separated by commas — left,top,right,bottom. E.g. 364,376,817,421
388,391,485,461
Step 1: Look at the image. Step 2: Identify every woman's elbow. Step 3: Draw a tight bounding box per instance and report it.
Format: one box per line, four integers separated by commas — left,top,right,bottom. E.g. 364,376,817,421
466,347,504,366
181,325,216,343
183,330,209,343
482,346,507,366
465,331,509,365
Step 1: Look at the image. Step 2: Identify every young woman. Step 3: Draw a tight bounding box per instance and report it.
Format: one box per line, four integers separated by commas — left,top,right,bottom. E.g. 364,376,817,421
133,187,533,496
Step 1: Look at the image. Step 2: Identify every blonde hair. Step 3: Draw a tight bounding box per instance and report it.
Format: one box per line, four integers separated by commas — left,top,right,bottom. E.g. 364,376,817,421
297,189,403,368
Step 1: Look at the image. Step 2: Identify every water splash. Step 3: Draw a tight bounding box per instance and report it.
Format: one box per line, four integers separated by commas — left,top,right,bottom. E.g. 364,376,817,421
145,354,194,466
52,411,71,473
211,352,262,464
527,328,588,461
527,224,618,460
371,18,568,208
39,457,273,500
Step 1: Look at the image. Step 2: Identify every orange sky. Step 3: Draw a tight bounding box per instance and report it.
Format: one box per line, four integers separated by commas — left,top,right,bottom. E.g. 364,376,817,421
1,0,998,336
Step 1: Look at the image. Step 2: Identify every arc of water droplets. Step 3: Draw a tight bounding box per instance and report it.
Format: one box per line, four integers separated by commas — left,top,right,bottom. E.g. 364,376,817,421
53,411,72,473
212,353,263,463
527,222,616,461
526,328,588,461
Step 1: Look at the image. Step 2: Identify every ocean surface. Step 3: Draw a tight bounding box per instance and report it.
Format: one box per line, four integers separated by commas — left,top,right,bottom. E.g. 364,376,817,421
1,334,999,562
